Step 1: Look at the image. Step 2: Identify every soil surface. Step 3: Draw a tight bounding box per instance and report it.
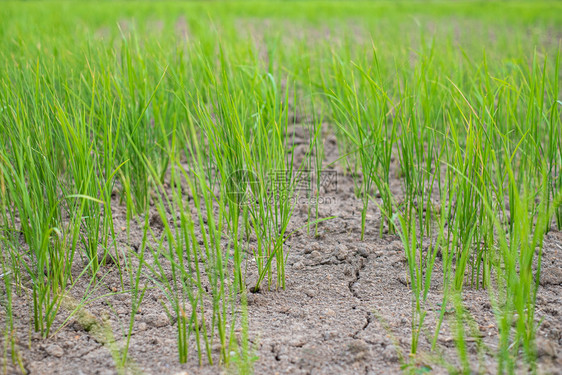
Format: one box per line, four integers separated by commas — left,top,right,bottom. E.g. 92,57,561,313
1,125,561,375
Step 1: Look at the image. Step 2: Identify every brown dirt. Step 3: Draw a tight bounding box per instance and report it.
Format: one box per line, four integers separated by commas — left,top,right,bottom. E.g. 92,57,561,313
1,125,561,375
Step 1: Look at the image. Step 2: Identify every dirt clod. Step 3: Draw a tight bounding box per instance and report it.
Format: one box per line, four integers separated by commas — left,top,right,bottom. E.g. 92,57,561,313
541,268,562,286
336,244,349,260
537,337,558,358
149,213,164,230
345,339,370,363
44,344,64,358
144,312,169,328
381,344,399,362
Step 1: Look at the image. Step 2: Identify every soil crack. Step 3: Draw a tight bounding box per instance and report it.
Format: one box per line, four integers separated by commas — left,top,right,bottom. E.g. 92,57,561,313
348,253,368,300
359,312,373,336
347,250,371,340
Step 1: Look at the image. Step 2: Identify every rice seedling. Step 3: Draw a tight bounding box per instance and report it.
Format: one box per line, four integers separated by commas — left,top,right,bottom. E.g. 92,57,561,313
322,52,397,238
487,163,562,373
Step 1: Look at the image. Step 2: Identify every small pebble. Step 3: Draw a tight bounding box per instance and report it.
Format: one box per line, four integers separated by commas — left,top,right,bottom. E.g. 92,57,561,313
304,289,315,298
293,261,305,270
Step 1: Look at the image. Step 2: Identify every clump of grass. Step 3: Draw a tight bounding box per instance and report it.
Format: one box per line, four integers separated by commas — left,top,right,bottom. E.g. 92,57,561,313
487,163,562,373
322,49,397,238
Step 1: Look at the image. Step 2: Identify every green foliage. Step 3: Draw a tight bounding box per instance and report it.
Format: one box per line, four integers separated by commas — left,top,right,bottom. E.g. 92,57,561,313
0,1,560,373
